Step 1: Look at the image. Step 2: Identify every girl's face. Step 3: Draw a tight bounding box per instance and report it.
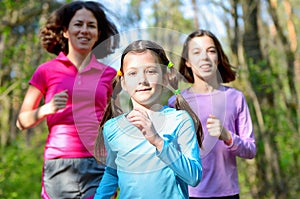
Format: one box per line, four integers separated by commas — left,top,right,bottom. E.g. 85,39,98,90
186,36,219,81
63,8,99,54
121,50,165,109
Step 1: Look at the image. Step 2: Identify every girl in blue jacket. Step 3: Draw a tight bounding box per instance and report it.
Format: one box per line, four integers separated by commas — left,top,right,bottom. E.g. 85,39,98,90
94,40,203,199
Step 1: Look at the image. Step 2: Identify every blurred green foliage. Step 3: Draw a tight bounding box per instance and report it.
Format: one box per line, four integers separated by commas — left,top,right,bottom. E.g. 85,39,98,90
1,0,300,198
0,132,46,199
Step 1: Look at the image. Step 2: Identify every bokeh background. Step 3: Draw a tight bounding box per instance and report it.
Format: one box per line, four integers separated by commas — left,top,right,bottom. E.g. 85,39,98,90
0,0,299,198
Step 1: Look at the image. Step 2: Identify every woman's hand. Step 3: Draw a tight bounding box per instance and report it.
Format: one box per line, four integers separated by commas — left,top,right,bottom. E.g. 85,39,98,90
45,90,69,114
127,107,164,151
16,88,69,130
206,114,232,145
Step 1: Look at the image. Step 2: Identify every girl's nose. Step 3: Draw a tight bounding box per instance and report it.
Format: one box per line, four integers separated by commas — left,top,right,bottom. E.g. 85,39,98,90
200,51,208,59
138,72,148,84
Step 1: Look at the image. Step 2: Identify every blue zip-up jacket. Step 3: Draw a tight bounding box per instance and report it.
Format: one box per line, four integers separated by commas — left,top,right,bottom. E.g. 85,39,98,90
95,106,202,199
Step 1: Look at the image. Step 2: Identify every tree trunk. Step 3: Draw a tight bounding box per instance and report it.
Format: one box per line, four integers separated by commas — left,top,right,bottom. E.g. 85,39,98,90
191,0,199,29
241,0,286,198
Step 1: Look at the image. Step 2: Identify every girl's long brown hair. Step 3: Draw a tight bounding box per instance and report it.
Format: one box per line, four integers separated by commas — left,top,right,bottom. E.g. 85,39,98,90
179,29,236,84
94,40,203,163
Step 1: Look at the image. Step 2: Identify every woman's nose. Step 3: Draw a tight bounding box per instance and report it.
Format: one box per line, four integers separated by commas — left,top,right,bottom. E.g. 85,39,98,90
80,24,88,33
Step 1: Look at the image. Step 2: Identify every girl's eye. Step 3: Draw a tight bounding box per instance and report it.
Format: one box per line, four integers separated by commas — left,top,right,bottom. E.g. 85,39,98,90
127,71,137,76
193,51,202,55
146,69,158,75
208,49,216,53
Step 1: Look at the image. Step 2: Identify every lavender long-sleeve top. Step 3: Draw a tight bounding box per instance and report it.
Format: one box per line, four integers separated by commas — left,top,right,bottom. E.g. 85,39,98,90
168,86,256,197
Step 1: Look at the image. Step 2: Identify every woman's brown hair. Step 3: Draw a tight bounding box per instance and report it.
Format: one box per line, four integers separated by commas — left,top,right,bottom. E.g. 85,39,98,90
39,1,119,57
94,40,203,163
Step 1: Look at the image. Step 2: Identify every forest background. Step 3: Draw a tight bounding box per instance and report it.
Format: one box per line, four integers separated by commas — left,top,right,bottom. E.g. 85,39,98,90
0,0,299,198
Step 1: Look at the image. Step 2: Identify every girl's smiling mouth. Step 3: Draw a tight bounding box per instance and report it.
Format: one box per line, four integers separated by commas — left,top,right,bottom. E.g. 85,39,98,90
136,88,152,92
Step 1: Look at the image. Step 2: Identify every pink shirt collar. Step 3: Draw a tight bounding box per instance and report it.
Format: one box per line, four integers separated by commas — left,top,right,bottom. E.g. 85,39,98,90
56,52,107,72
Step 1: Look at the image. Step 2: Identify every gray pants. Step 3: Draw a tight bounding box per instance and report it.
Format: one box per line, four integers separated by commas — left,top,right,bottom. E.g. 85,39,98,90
42,157,105,199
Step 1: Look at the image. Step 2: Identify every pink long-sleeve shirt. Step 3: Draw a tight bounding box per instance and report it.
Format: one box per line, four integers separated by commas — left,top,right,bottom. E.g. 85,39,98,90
168,86,256,197
30,52,116,160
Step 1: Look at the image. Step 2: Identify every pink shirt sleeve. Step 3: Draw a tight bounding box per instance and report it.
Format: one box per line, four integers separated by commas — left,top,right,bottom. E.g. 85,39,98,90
29,63,48,94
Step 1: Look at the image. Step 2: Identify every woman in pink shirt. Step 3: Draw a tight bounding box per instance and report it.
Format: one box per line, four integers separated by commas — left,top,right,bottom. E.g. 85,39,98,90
16,1,119,198
168,29,256,199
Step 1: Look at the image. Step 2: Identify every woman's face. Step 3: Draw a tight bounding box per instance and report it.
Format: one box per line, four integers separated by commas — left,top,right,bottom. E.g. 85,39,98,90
63,8,99,54
186,36,219,82
121,50,165,109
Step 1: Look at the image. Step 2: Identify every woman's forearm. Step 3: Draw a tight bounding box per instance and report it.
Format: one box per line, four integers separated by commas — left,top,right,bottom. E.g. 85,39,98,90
16,104,51,130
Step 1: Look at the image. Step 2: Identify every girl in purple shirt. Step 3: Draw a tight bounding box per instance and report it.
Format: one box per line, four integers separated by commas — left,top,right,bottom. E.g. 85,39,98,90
168,29,256,199
16,1,119,198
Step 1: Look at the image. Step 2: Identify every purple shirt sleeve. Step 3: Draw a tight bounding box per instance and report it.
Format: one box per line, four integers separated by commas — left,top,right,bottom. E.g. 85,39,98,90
228,94,256,159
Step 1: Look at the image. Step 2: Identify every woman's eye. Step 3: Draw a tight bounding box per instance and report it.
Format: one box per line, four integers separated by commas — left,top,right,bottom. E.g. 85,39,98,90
88,24,97,29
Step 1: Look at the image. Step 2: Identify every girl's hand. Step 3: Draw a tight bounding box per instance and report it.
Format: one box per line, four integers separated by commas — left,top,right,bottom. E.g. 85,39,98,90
206,114,232,143
127,107,164,150
46,90,69,114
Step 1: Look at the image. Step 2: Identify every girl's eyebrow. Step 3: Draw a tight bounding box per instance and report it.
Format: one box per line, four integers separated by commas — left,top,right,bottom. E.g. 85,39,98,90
125,66,138,69
191,46,215,50
127,64,158,68
145,64,158,67
190,47,202,51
